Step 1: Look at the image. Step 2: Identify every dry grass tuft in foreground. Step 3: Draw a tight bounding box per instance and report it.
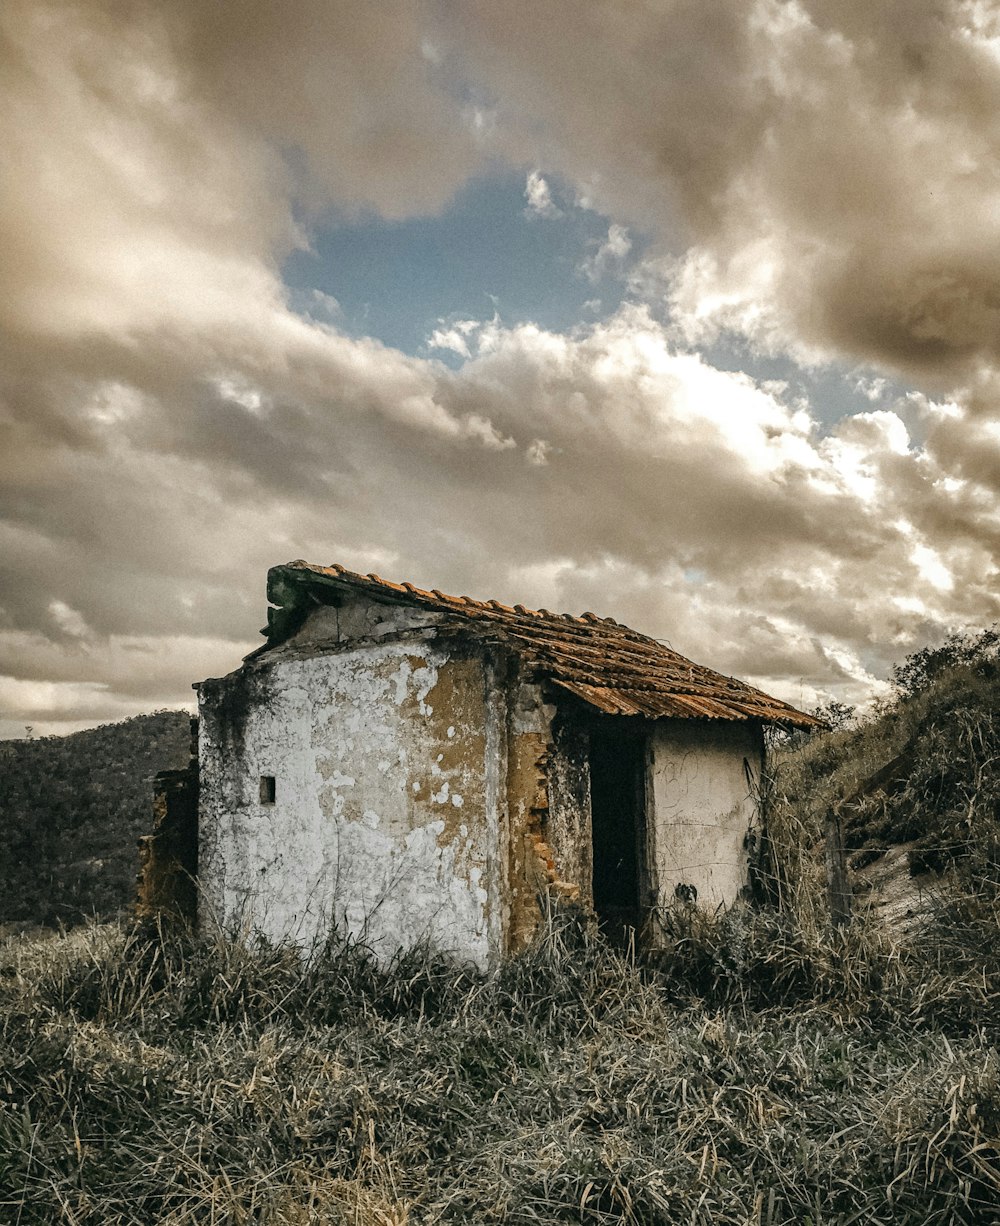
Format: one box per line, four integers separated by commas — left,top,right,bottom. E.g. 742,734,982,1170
1,902,999,1225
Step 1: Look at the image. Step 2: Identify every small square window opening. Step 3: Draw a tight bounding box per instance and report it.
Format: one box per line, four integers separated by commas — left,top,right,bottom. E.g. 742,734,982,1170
259,775,276,804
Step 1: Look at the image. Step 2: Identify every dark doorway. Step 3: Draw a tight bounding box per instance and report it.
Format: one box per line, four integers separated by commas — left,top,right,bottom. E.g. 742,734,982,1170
589,729,647,942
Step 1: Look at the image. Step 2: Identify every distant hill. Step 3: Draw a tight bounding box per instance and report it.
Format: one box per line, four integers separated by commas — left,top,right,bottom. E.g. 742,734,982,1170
0,711,193,926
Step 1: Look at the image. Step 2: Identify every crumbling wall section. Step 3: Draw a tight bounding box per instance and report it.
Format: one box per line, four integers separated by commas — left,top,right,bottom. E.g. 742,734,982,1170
545,715,592,909
280,596,445,649
482,652,510,961
503,678,587,952
137,718,199,922
197,630,499,966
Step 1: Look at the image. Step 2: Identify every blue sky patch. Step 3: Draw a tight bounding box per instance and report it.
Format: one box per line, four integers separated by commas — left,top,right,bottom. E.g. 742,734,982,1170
284,169,644,362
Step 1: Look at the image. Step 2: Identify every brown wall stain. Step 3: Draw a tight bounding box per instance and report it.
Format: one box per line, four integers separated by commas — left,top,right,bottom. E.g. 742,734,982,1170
545,716,593,907
311,649,488,850
416,653,488,848
505,729,552,952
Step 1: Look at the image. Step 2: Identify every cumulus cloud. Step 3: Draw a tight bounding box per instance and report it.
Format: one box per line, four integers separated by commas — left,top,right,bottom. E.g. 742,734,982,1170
4,0,1000,733
523,170,563,219
427,319,482,359
581,224,632,283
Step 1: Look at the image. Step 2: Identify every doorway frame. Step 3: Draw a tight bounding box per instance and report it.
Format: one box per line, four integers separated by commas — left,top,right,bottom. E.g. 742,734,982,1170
586,717,653,943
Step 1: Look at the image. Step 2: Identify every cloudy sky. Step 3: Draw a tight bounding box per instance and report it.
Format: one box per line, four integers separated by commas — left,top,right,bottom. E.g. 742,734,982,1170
5,0,1000,736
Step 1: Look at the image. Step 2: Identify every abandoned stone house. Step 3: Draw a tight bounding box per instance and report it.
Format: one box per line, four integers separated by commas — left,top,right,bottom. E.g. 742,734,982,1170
143,560,819,967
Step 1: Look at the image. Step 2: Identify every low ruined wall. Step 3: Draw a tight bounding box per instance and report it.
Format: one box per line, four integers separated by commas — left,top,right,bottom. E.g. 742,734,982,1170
648,720,763,911
197,631,500,966
137,720,199,923
137,766,199,922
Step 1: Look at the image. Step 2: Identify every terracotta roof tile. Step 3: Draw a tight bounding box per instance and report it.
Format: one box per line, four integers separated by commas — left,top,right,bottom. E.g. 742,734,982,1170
264,560,822,730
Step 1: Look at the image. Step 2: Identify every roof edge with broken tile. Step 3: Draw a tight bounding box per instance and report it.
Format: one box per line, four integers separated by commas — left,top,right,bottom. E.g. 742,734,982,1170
255,559,824,730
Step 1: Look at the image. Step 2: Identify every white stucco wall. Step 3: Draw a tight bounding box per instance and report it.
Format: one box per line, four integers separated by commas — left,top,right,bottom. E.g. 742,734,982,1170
198,623,500,966
648,720,763,910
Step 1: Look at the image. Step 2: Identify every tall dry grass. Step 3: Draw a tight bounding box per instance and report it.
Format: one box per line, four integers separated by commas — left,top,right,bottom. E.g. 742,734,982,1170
1,904,998,1225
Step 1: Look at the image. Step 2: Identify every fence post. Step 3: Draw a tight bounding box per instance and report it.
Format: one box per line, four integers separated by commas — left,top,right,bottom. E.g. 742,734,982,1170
825,807,852,928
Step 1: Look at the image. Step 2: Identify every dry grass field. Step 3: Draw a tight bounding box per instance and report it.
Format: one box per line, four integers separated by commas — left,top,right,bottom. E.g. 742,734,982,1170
1,895,998,1225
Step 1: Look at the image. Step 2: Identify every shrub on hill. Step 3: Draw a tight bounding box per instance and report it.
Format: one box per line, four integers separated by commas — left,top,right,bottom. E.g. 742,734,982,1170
0,711,192,926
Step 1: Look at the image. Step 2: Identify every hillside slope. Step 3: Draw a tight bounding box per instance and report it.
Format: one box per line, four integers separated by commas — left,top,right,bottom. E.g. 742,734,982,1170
0,711,193,925
771,629,1000,928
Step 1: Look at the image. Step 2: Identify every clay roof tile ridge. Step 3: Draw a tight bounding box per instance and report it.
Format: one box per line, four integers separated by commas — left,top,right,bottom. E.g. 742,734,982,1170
270,559,820,729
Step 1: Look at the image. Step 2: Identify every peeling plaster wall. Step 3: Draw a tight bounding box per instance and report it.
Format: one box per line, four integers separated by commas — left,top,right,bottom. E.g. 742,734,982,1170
198,610,497,966
482,652,510,956
648,720,764,910
500,676,591,950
